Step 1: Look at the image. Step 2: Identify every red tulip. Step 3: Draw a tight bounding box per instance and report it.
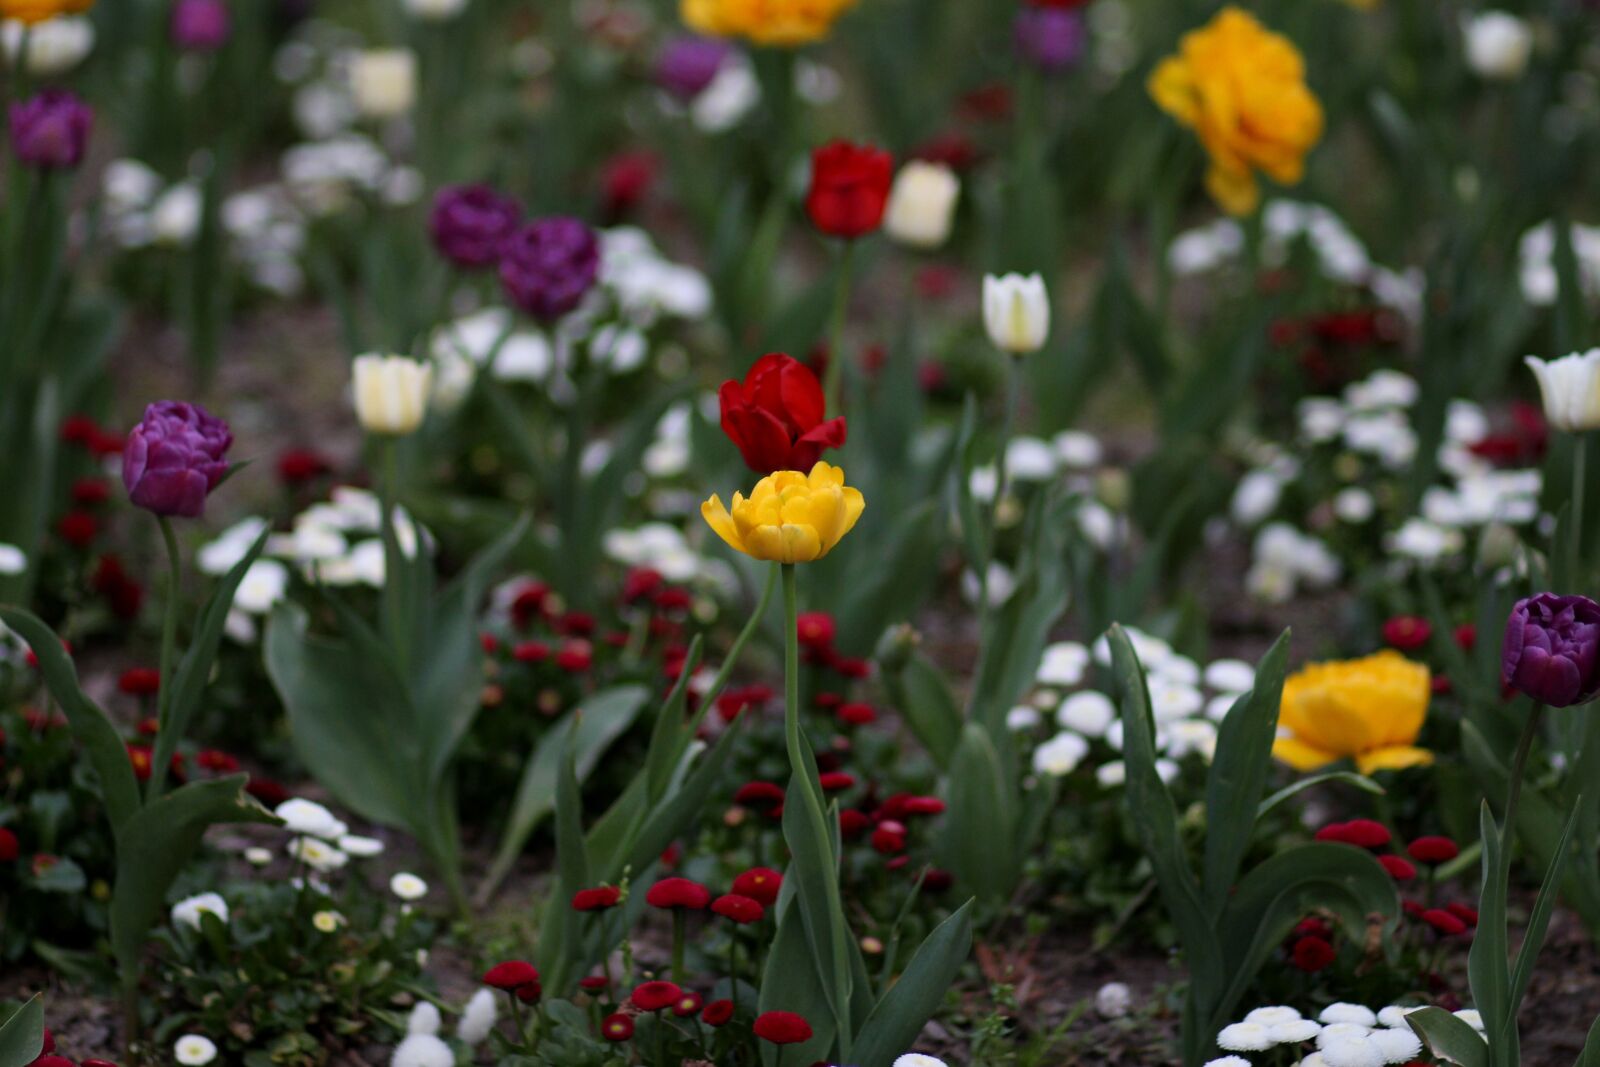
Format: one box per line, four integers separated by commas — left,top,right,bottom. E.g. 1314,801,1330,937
718,354,846,474
805,141,892,238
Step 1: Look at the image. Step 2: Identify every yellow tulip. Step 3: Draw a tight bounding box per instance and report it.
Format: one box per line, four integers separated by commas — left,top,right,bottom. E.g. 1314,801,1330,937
681,0,857,47
702,462,864,564
1274,650,1433,775
1148,6,1323,216
0,0,92,23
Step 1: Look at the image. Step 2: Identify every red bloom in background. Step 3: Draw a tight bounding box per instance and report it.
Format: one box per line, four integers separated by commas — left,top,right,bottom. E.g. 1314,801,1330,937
1315,819,1391,849
1382,616,1432,652
600,150,657,222
754,1010,814,1045
731,866,783,907
1379,855,1417,881
126,745,153,781
719,354,847,474
57,511,97,547
579,975,609,992
796,611,835,649
71,477,110,505
1421,908,1468,936
1446,902,1479,926
601,1012,635,1041
484,960,540,991
673,991,705,1017
196,749,239,773
837,701,877,727
702,998,735,1026
712,893,765,924
818,771,856,792
0,827,18,862
733,781,785,811
572,885,622,911
1408,836,1460,864
1291,935,1336,972
118,668,161,696
645,877,710,910
806,140,892,238
277,448,332,485
632,980,683,1012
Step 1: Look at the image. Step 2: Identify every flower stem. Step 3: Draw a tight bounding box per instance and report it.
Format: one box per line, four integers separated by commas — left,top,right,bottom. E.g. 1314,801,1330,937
1571,433,1587,585
1503,703,1543,855
978,353,1021,634
823,240,856,416
672,908,686,984
147,515,183,802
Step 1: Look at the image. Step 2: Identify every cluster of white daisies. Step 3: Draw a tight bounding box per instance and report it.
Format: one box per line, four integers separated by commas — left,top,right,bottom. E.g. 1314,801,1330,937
1206,1002,1482,1067
1010,625,1258,782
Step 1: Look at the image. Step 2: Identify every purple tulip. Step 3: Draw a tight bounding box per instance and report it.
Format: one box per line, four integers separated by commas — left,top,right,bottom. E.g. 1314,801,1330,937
1013,8,1086,73
8,90,92,170
121,402,234,519
429,184,522,270
655,36,731,102
171,0,232,51
1502,593,1600,707
499,216,601,322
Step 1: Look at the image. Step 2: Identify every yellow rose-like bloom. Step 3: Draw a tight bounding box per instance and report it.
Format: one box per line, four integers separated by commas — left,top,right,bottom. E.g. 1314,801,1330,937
0,0,92,23
1148,6,1324,216
1273,650,1433,775
702,462,865,564
681,0,856,47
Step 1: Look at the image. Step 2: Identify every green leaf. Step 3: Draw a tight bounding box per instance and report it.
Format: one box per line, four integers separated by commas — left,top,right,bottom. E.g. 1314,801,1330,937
1469,801,1512,1061
0,995,44,1067
758,889,839,1067
152,529,270,797
0,608,141,834
780,735,855,1047
480,685,649,901
108,775,275,993
1406,1006,1490,1067
1508,794,1583,1026
882,650,962,770
1575,1014,1600,1067
1256,771,1385,819
1201,630,1290,912
943,724,1017,903
850,901,974,1067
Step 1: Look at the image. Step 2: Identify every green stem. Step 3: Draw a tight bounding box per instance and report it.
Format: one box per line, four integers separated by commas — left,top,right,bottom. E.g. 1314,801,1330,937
1571,433,1587,585
146,516,183,802
978,354,1021,635
1502,703,1544,858
378,436,406,661
822,240,856,416
679,566,778,740
672,908,686,984
730,931,740,1015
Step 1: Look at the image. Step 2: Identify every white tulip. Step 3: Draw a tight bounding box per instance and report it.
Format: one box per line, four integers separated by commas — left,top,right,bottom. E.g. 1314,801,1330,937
883,161,960,250
1525,350,1600,432
351,48,417,119
353,354,432,435
3,17,94,75
1463,12,1533,80
982,273,1051,354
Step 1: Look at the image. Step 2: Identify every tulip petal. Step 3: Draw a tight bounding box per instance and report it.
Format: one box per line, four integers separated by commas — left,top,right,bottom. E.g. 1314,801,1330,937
1272,736,1338,771
1355,746,1434,775
701,495,745,556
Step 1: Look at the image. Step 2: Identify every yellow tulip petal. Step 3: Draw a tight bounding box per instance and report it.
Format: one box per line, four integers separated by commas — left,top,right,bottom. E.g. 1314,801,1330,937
1356,746,1435,775
1273,736,1340,771
701,495,746,556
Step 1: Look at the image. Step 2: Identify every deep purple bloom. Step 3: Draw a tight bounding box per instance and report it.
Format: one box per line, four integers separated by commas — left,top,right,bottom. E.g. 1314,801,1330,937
655,36,731,101
8,90,92,171
121,402,234,518
171,0,232,51
499,217,601,322
1502,593,1600,707
429,184,522,270
1012,8,1086,73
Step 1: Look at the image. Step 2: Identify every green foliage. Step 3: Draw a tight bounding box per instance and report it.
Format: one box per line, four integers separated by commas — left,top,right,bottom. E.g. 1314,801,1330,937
0,996,44,1067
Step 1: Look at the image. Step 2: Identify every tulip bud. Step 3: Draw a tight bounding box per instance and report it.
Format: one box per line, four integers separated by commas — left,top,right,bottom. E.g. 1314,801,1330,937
982,273,1050,354
883,161,959,251
352,354,432,436
1095,468,1131,513
1477,521,1521,569
874,622,921,672
1524,350,1600,432
350,48,417,119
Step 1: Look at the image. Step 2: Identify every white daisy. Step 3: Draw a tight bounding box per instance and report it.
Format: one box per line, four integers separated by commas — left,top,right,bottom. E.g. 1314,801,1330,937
391,872,429,901
175,1035,218,1066
1217,1022,1275,1051
1319,1004,1379,1028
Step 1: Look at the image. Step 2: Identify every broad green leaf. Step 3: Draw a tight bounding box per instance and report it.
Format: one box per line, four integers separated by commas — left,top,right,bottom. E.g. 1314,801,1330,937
781,735,855,1048
943,724,1016,903
0,995,43,1067
151,529,270,798
480,685,649,900
108,776,275,992
882,650,962,770
1406,1006,1490,1067
1575,1014,1600,1067
1508,795,1583,1028
1469,801,1512,1062
1201,630,1290,912
850,901,974,1067
0,608,141,834
758,891,838,1067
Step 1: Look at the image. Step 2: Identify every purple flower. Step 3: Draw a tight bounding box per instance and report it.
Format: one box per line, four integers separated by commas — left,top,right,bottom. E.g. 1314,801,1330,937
8,90,92,171
499,217,601,322
121,402,234,518
429,184,522,269
1013,8,1085,73
655,36,731,101
171,0,232,51
1502,593,1600,707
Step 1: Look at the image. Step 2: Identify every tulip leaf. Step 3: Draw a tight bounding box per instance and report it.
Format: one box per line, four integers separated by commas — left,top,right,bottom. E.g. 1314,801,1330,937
952,393,987,574
644,636,704,803
1256,771,1385,819
883,650,963,770
1509,793,1583,1023
151,528,270,798
781,731,855,1047
0,607,142,834
758,888,839,1067
108,775,276,996
849,901,974,1067
943,723,1016,903
1469,801,1512,1059
1575,1014,1600,1067
480,685,649,901
0,994,44,1067
1201,629,1290,912
1405,1007,1490,1067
